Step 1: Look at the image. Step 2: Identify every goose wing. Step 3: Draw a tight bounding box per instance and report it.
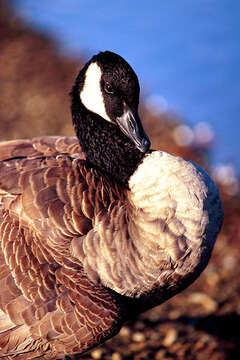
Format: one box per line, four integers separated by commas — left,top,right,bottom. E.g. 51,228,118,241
0,136,126,359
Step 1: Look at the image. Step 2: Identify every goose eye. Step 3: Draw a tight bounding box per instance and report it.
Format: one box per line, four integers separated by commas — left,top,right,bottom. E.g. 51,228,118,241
104,82,114,94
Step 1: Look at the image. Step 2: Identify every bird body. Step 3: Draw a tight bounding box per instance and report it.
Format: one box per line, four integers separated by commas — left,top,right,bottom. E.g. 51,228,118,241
0,52,223,359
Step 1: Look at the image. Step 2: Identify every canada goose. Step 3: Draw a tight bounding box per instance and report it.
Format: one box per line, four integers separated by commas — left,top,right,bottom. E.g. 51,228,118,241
0,51,223,359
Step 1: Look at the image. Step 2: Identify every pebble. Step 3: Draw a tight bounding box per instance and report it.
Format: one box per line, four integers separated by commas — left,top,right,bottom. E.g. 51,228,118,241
129,342,146,352
161,328,178,347
132,332,146,342
168,309,181,320
119,326,131,337
112,352,122,360
206,271,220,287
90,348,103,359
188,292,218,313
155,349,167,360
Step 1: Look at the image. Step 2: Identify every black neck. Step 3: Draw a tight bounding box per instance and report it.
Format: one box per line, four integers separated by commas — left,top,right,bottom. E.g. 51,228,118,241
71,81,145,187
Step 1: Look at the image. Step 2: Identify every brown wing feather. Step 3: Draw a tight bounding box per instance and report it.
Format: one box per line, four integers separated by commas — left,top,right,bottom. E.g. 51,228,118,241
0,136,128,359
0,136,83,161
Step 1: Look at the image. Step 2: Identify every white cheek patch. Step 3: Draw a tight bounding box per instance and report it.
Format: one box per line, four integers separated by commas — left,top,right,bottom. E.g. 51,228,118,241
80,62,112,122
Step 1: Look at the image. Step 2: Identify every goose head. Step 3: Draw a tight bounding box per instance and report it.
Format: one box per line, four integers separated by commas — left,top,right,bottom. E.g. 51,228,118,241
71,51,150,186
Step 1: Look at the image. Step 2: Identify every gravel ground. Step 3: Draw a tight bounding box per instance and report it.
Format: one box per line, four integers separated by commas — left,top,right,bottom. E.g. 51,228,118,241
1,2,240,359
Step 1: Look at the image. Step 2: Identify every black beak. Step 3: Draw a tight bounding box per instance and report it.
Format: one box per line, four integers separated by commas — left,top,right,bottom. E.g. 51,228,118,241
116,103,151,153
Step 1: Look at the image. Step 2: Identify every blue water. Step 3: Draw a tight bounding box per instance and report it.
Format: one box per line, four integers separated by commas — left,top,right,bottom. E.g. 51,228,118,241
14,0,240,171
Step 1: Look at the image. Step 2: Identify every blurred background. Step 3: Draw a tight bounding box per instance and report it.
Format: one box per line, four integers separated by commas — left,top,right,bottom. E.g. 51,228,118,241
1,1,240,359
7,0,240,173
